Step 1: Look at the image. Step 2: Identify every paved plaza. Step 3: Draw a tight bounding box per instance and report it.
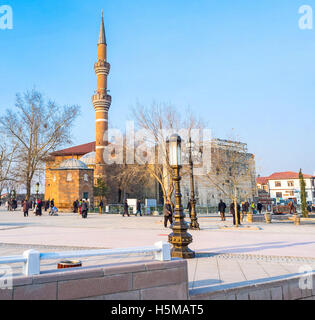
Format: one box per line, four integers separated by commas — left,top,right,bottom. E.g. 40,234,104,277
1,207,315,296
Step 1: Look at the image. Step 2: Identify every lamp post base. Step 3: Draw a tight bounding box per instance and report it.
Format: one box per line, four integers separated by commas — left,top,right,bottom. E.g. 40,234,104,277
171,247,195,259
168,232,195,259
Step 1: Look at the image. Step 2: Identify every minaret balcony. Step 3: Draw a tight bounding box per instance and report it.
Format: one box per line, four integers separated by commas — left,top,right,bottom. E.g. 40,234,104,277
92,93,112,110
94,60,110,75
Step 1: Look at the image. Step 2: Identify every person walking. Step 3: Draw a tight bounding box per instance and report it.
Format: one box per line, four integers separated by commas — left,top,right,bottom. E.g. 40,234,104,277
257,202,263,214
218,200,227,221
79,199,82,215
81,200,88,219
99,200,104,214
288,200,296,214
187,200,192,218
44,200,49,212
73,200,78,213
251,202,256,214
50,199,54,210
23,199,29,217
123,200,130,217
163,200,173,228
230,202,241,226
35,199,42,216
307,204,312,215
135,199,142,216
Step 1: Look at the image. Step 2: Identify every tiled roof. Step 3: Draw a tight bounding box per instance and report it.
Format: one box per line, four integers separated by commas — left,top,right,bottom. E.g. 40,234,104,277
50,142,96,156
267,171,313,180
256,177,268,185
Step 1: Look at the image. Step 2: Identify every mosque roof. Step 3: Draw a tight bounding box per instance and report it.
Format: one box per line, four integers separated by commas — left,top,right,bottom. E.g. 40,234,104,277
80,152,96,166
58,159,89,170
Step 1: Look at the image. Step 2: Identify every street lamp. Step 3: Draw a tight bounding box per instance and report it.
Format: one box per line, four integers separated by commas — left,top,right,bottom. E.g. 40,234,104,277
186,137,200,230
36,182,39,200
168,134,195,259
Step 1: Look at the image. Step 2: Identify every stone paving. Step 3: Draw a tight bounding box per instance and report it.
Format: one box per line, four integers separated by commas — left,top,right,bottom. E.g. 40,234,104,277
1,207,315,295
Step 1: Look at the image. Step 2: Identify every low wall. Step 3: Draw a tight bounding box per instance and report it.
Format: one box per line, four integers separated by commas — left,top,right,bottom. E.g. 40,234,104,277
0,260,188,300
190,273,315,300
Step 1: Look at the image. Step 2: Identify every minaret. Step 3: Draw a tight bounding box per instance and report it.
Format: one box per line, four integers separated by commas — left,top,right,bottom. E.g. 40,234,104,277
92,11,111,183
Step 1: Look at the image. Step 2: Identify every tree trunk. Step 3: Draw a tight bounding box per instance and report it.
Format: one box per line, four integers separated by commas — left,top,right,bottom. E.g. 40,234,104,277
26,180,31,200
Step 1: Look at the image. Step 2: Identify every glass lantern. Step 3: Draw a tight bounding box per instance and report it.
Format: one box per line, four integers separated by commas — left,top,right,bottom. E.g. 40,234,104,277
169,134,182,166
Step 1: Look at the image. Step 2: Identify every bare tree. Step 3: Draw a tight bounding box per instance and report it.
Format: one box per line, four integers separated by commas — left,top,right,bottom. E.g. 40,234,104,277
130,103,205,204
203,139,257,227
0,139,18,197
0,90,80,199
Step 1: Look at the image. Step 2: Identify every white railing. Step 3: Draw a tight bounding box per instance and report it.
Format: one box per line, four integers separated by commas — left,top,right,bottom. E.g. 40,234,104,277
0,241,171,276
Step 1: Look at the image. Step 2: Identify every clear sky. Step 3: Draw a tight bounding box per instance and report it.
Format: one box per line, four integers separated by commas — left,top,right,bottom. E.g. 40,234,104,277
0,0,314,176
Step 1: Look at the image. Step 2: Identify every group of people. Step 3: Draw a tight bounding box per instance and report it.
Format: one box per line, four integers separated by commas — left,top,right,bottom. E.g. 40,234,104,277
123,199,142,217
72,199,89,218
218,200,265,225
5,199,18,211
21,198,58,217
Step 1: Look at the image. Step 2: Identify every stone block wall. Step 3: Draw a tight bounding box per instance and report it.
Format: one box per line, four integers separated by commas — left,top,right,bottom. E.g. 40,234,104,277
0,260,188,300
190,273,315,300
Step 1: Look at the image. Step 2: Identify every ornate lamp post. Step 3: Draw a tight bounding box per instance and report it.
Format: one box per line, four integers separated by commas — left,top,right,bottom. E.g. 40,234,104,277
187,137,200,230
35,182,39,200
168,134,195,259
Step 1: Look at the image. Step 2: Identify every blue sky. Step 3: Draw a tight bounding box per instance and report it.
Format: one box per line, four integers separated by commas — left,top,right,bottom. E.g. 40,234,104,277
0,0,314,176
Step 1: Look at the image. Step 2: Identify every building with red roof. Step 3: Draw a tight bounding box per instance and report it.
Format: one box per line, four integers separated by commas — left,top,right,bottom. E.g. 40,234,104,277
256,171,315,204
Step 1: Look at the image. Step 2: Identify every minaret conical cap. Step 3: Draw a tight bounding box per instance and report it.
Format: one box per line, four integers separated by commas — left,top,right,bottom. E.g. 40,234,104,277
98,10,106,45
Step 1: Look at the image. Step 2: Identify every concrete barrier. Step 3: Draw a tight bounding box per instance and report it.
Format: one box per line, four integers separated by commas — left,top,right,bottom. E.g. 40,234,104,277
0,259,188,300
189,272,315,300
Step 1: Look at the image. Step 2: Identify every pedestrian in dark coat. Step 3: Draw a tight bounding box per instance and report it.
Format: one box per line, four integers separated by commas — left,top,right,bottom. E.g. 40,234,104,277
123,200,130,217
230,202,241,226
135,199,142,216
307,205,312,215
23,200,29,217
257,202,263,214
99,200,104,214
81,200,88,219
163,200,173,228
218,200,227,221
187,201,192,218
44,201,49,212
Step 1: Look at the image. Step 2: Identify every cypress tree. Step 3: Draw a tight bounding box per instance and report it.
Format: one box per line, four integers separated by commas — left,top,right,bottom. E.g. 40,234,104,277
299,169,308,218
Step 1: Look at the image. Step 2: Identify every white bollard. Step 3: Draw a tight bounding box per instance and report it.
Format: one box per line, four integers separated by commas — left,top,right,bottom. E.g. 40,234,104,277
23,250,40,276
154,241,171,261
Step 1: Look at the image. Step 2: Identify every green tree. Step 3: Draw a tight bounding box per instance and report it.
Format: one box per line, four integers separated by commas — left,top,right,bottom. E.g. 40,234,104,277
94,178,109,203
299,169,308,218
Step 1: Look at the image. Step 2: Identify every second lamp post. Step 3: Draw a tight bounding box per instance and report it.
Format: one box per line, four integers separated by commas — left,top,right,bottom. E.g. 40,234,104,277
187,137,200,230
168,134,195,259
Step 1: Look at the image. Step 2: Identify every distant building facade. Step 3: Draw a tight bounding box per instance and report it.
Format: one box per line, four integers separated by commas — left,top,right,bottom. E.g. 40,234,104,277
256,171,315,204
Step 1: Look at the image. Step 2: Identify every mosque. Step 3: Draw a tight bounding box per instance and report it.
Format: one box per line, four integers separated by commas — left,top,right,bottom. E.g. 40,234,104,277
44,13,258,211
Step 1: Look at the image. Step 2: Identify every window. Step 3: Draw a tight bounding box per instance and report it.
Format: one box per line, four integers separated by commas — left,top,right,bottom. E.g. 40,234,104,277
84,174,89,182
66,173,72,182
287,181,294,187
275,181,281,187
276,192,282,198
